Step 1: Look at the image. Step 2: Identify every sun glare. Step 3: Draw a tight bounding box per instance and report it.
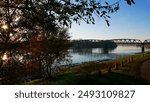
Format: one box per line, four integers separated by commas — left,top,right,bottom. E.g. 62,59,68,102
2,53,8,61
1,24,8,30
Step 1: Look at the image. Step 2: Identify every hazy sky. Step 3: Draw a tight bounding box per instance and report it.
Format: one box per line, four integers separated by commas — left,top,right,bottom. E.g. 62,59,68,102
70,0,150,41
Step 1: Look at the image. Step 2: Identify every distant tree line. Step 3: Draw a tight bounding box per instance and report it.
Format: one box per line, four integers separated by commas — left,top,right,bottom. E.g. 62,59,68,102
70,40,117,49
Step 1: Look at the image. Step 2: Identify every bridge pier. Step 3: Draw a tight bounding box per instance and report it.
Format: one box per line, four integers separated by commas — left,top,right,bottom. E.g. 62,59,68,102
141,43,145,53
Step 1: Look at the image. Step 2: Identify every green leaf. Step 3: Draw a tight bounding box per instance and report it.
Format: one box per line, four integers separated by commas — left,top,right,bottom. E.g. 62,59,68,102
105,20,110,26
96,10,100,15
105,2,109,5
131,0,135,4
126,0,131,5
106,15,111,18
126,0,135,5
92,22,95,24
86,20,90,24
114,6,119,11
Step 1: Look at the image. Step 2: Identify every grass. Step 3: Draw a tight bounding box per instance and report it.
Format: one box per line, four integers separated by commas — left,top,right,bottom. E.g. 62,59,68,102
25,53,150,85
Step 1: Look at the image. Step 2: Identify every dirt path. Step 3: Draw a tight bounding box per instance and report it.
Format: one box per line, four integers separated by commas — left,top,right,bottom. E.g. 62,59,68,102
141,60,150,82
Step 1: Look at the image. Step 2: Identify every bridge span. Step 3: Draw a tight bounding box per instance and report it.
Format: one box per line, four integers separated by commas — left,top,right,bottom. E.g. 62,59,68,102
111,39,150,44
71,39,150,53
144,39,150,43
111,39,142,44
111,39,150,53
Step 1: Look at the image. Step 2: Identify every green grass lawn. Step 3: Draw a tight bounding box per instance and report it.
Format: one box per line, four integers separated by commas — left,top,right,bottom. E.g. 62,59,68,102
25,53,150,85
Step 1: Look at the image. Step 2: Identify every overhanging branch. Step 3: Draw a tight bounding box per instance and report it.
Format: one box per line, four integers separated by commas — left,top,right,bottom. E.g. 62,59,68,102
0,3,30,10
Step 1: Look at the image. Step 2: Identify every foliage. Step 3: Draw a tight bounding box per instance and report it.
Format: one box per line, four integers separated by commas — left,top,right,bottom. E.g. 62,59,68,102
0,0,71,84
125,0,135,5
0,0,135,84
0,0,135,27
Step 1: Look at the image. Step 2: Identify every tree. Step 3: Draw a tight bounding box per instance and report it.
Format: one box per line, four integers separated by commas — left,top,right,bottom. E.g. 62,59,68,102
0,0,135,26
0,0,70,83
0,0,135,83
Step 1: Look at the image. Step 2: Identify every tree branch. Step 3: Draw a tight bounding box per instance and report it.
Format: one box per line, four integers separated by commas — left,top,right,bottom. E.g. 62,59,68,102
0,3,30,10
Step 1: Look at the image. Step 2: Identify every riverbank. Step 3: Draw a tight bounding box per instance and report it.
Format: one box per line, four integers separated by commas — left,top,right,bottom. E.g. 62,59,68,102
24,53,150,85
141,60,150,83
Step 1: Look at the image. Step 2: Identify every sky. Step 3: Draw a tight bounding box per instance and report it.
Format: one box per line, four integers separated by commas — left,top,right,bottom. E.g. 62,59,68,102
69,0,150,41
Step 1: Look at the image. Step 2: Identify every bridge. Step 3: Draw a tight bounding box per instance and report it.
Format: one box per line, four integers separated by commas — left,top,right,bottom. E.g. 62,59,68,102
111,39,142,44
111,39,150,53
71,39,150,53
111,39,150,44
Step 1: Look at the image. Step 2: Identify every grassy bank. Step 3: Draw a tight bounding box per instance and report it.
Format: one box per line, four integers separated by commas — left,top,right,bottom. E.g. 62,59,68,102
25,53,150,85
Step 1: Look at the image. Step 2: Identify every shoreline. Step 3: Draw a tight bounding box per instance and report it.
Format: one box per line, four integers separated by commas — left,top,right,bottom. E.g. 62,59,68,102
25,52,150,85
61,52,148,69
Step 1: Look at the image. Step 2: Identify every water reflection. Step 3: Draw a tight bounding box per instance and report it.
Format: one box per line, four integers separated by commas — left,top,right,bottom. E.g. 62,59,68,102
70,47,114,54
70,45,150,64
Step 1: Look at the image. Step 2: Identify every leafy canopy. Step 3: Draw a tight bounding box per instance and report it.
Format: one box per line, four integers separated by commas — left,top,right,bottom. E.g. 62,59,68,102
0,0,135,27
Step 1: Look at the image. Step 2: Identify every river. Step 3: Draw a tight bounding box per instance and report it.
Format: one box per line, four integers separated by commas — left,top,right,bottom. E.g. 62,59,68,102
69,45,150,64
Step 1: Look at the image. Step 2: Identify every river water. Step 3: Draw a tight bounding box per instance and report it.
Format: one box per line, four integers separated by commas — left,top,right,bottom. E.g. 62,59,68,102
69,45,150,64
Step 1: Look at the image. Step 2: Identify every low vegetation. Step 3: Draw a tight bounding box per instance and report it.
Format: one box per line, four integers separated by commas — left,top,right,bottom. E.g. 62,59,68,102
25,53,150,85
